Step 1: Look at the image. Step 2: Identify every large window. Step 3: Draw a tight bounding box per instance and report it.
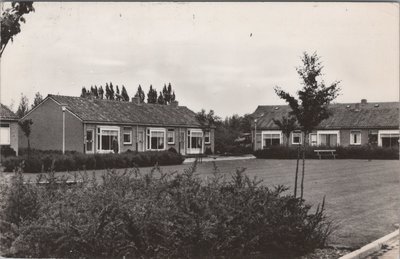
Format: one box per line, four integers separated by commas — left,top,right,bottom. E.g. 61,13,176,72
350,131,361,145
0,123,10,145
261,131,281,148
147,128,166,150
204,131,211,144
167,129,175,144
317,131,339,147
123,127,132,145
379,130,399,148
292,132,302,145
97,126,120,153
187,129,203,154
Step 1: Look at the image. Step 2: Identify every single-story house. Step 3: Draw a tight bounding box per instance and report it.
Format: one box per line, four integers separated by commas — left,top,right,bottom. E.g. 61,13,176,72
251,99,399,150
0,103,19,155
19,95,214,155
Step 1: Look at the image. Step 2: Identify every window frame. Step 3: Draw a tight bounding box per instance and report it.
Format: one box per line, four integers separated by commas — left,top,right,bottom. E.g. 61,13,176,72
0,123,11,145
378,130,400,147
167,129,175,144
146,128,166,151
96,126,120,153
316,130,340,147
309,133,317,146
261,130,282,149
349,130,361,145
204,130,211,144
292,131,302,145
123,127,133,145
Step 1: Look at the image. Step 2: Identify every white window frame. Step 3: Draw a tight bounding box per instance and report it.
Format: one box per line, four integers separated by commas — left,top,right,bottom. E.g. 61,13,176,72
292,131,302,145
123,127,132,145
0,123,11,145
350,130,362,145
309,133,317,146
204,130,211,144
261,130,282,149
316,130,340,146
187,128,204,154
96,126,120,153
167,129,175,144
146,128,166,151
378,130,400,147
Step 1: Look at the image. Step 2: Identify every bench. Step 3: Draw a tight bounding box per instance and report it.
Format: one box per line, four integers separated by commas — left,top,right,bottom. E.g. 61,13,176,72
314,149,336,160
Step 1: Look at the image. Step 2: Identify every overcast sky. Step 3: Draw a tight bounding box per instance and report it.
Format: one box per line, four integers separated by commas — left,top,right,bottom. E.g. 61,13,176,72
1,2,398,117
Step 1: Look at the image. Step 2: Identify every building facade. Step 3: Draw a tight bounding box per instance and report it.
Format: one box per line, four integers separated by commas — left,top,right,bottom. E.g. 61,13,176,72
0,104,19,155
19,95,214,155
252,99,399,150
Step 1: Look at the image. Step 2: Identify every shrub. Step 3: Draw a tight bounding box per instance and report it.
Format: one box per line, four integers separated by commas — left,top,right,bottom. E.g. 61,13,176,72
253,145,399,160
0,146,16,158
2,151,185,173
0,164,334,258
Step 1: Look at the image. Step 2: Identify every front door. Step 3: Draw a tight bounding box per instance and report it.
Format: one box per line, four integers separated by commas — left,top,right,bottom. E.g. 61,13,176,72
187,129,203,154
138,131,144,152
86,129,94,153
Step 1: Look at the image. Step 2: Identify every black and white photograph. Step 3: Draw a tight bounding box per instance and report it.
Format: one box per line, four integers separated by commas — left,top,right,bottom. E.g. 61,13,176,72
0,1,399,258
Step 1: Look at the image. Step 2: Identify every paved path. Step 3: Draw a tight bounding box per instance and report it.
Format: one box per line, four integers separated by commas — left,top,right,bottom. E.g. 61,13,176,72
364,237,399,259
183,154,255,163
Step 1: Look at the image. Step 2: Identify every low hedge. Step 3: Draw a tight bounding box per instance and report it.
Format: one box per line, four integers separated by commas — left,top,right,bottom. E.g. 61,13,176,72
253,145,399,160
0,145,17,158
0,165,334,258
2,150,185,173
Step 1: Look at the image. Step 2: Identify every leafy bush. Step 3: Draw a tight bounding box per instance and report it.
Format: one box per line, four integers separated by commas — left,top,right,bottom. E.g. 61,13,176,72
0,164,334,258
253,145,399,160
0,145,16,158
2,151,185,173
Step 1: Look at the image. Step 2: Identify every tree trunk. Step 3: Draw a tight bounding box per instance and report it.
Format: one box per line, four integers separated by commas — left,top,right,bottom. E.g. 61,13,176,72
300,131,308,200
294,143,300,197
27,138,31,160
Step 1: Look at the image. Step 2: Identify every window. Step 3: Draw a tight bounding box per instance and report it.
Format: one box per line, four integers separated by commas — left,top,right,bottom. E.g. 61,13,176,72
292,132,302,145
309,133,317,146
317,131,339,147
350,131,361,145
261,131,281,148
167,129,175,144
187,129,203,153
147,128,166,150
204,131,210,144
97,126,120,153
379,130,399,148
0,123,10,145
123,127,132,145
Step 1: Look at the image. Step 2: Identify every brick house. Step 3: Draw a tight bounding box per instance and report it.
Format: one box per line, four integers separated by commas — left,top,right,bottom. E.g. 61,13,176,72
251,99,399,150
0,103,19,155
19,95,214,155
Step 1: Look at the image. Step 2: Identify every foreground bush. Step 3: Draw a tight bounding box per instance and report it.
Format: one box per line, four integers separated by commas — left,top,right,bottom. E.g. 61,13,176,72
253,145,399,160
0,145,16,158
0,164,334,258
2,150,184,173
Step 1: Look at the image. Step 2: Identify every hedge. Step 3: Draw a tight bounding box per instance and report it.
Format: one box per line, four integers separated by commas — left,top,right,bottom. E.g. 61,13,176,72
253,145,399,160
2,150,185,173
0,164,334,258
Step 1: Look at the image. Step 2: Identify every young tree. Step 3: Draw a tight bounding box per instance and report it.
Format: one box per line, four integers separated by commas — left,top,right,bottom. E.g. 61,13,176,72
274,52,340,199
136,85,145,103
121,85,129,101
109,82,115,100
31,92,43,109
157,91,165,104
80,87,87,98
18,119,33,159
16,94,29,118
0,2,35,57
98,86,104,99
147,85,157,104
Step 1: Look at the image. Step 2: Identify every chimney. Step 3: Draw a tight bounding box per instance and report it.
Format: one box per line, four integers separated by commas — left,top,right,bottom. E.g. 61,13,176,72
361,99,367,105
131,94,141,105
171,100,179,107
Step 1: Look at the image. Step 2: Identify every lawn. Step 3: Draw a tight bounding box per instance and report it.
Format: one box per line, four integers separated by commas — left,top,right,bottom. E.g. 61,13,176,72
1,158,398,248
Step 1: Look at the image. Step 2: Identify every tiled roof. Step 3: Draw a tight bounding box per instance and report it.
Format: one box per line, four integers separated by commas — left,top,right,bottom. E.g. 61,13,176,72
252,102,399,130
0,103,18,121
48,95,202,127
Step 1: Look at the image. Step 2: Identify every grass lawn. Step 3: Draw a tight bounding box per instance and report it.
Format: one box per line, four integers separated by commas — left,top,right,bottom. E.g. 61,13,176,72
1,158,398,248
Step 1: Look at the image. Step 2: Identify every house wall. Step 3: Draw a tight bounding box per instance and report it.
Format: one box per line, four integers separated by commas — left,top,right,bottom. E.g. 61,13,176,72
1,120,19,155
19,99,84,152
